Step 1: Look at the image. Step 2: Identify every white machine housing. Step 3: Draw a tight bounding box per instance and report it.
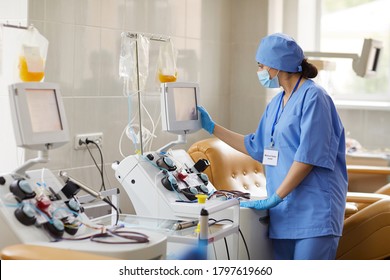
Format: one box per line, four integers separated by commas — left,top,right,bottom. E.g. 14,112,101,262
2,82,167,259
0,168,167,259
114,149,273,259
115,150,223,219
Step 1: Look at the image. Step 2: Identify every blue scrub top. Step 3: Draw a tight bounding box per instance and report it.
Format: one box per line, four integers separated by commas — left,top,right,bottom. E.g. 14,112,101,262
245,79,348,239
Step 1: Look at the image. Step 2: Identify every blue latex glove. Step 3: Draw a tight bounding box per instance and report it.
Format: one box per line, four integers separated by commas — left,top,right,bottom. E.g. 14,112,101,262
240,193,283,210
197,105,215,134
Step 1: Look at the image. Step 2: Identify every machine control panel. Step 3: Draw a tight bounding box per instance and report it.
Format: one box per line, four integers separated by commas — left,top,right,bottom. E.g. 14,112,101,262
145,151,211,201
0,168,169,260
114,149,221,219
0,169,86,246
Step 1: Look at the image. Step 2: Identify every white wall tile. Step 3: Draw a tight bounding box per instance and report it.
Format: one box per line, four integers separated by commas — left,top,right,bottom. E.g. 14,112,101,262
123,0,148,32
100,29,123,96
45,0,76,24
0,0,27,23
75,0,101,27
73,25,101,96
43,22,75,94
28,0,45,21
145,0,186,37
185,0,202,39
230,94,265,135
231,0,268,44
101,0,125,29
0,96,18,173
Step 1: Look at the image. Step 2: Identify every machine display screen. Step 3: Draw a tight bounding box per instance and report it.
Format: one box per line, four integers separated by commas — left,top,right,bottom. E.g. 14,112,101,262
26,89,63,133
173,87,198,122
161,82,201,135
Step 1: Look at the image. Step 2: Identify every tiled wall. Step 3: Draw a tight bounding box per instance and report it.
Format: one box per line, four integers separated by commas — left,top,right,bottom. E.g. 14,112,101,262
20,0,269,213
0,0,27,24
0,0,28,172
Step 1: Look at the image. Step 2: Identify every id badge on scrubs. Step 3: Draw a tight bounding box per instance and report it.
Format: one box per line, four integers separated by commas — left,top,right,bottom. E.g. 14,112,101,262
263,148,279,166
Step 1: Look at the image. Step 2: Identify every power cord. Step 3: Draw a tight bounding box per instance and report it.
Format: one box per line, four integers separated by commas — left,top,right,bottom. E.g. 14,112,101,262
209,218,251,260
224,237,230,260
79,139,122,223
102,197,120,226
62,226,149,244
83,139,106,192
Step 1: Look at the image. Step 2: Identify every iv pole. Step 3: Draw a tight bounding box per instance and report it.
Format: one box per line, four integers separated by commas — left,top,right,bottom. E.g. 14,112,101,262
123,32,170,155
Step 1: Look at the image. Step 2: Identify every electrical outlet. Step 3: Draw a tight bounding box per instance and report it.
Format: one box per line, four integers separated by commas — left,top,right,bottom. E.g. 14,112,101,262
74,133,103,150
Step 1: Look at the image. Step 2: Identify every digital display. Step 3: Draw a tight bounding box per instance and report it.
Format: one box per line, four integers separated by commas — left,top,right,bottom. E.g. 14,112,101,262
26,89,63,133
173,87,198,121
370,48,380,71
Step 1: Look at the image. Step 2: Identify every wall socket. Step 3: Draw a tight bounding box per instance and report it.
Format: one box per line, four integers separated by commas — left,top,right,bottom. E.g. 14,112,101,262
74,132,103,150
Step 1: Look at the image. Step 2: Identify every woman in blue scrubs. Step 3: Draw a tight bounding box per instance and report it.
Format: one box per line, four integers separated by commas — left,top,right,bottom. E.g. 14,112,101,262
198,33,348,260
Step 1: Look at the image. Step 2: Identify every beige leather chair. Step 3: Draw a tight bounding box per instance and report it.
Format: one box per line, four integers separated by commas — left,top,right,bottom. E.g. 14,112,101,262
1,244,117,260
188,137,266,198
188,137,390,260
337,196,390,260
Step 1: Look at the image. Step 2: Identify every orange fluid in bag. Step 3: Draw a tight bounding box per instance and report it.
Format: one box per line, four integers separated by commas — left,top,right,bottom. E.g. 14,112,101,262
19,56,45,82
158,71,177,83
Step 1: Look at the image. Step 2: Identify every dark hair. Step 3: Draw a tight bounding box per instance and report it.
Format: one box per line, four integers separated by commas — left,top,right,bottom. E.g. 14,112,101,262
301,58,318,79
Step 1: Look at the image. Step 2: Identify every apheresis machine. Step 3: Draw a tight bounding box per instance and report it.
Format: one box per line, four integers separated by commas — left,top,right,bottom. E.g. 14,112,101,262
112,82,272,260
0,82,167,260
0,81,272,260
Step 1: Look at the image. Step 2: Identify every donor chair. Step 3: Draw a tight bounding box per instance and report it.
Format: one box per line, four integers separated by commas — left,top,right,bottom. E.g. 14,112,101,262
188,137,390,260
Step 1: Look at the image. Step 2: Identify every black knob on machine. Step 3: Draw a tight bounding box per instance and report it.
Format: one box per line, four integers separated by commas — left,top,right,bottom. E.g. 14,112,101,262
193,159,210,173
61,180,81,199
14,204,37,226
198,184,209,194
44,218,65,239
156,156,177,171
10,180,36,201
63,220,80,236
188,186,198,194
146,153,154,161
161,174,178,191
198,173,209,185
180,187,197,201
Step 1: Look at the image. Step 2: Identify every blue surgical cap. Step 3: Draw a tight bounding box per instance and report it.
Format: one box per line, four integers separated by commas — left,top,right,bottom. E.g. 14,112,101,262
256,33,304,73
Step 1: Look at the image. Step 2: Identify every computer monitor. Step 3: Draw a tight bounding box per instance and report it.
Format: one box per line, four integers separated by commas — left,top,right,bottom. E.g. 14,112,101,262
353,38,383,78
160,82,201,134
9,82,70,150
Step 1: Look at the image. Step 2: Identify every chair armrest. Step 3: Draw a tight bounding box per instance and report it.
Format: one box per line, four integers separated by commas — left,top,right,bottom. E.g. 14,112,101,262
1,244,118,260
346,192,389,204
345,202,358,216
337,198,390,260
347,165,390,175
375,183,390,195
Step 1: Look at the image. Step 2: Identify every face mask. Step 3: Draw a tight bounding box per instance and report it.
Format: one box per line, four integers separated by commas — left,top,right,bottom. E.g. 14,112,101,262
257,69,280,88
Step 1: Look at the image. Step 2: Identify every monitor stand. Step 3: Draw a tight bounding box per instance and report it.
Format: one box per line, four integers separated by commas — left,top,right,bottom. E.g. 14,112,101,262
157,134,187,153
12,149,49,179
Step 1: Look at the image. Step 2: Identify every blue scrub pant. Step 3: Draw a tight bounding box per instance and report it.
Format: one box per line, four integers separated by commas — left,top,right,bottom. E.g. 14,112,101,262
272,236,340,260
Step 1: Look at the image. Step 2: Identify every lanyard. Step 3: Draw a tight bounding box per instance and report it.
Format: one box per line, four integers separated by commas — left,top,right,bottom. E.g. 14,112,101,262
270,75,303,147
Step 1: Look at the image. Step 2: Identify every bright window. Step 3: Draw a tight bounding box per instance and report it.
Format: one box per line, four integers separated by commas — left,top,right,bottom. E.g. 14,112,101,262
320,0,390,100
